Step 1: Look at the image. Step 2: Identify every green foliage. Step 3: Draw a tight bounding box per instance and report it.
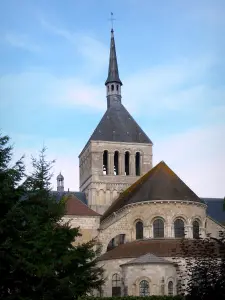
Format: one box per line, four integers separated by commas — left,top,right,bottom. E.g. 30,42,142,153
174,234,225,299
79,297,184,300
0,134,104,300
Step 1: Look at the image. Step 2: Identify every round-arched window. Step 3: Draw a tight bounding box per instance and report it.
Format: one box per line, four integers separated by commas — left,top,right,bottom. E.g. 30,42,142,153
153,218,164,238
139,280,149,296
174,218,185,238
168,281,173,296
136,221,143,240
193,220,200,239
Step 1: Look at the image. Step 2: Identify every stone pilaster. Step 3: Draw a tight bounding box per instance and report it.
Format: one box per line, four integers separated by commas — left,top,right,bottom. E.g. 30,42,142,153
140,154,143,175
119,153,122,175
108,152,114,175
121,152,125,175
130,154,135,176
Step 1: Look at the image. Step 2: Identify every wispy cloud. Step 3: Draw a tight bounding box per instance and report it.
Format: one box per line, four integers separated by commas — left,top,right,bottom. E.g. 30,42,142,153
123,55,224,115
40,18,108,69
1,54,224,118
154,123,225,198
4,33,41,52
0,71,104,111
11,122,225,197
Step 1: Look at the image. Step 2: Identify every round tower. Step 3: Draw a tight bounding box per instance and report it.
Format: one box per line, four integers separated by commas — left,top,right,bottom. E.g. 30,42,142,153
57,172,64,192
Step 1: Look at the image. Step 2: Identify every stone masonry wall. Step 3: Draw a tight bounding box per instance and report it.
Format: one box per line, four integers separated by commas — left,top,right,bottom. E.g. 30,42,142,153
98,201,207,253
79,140,153,215
97,258,177,297
206,216,225,238
62,215,100,245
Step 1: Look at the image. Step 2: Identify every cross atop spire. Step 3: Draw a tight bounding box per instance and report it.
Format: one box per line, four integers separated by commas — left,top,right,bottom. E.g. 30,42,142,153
109,12,116,30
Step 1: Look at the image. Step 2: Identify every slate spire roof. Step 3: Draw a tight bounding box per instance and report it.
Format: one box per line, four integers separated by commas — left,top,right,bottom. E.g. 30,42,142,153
85,29,152,145
102,161,204,221
88,104,152,144
105,29,122,85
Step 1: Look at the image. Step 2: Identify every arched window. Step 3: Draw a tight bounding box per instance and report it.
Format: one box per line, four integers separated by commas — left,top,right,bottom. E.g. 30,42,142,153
174,219,185,238
106,234,125,252
103,150,108,175
135,152,141,176
136,221,143,240
193,220,200,239
114,151,119,175
168,281,173,296
116,84,119,91
112,273,121,296
111,84,114,91
139,280,149,296
125,151,130,175
153,219,164,238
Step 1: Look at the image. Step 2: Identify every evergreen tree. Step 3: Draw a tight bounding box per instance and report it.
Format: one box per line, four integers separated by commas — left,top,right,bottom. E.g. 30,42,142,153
0,134,26,299
0,135,104,300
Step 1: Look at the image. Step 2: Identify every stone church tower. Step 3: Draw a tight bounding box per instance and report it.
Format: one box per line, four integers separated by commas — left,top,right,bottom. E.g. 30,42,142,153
79,29,153,214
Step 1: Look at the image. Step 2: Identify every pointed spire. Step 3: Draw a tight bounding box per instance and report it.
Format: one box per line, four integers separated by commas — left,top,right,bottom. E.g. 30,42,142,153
105,29,122,86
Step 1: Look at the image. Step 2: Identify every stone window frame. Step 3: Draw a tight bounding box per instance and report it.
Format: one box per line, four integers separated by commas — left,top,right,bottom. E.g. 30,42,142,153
112,273,122,297
103,150,109,175
173,217,186,238
134,219,144,240
135,151,141,176
113,150,119,175
112,273,121,287
166,277,175,296
192,218,201,239
124,150,131,176
135,276,151,296
152,216,165,238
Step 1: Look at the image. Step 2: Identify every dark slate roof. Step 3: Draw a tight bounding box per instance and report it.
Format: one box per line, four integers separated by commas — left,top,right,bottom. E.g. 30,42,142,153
65,194,101,216
120,253,173,266
203,198,225,224
102,161,204,221
105,29,122,85
88,103,152,144
52,191,87,205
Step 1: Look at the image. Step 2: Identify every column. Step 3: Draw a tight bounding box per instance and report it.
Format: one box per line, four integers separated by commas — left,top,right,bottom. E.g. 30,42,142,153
108,152,114,175
168,223,174,238
119,153,123,175
121,152,125,175
140,154,143,175
200,227,206,238
144,226,151,238
185,225,192,238
130,154,135,176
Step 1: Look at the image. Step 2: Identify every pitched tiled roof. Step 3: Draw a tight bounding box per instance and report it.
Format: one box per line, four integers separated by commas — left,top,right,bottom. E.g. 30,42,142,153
52,191,88,205
65,194,101,217
97,238,217,261
120,253,173,266
102,161,204,221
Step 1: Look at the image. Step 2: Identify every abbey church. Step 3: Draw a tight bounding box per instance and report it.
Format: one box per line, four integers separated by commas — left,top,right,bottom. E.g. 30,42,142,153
57,29,225,297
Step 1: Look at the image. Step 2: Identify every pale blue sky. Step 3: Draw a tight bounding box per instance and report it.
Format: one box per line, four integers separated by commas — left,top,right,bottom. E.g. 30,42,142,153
0,0,224,197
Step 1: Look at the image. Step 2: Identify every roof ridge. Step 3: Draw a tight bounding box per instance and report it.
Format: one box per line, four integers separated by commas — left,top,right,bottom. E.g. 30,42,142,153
101,161,203,221
101,162,162,221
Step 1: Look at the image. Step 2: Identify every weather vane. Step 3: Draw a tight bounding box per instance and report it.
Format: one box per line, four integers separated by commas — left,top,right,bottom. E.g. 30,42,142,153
109,12,116,30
